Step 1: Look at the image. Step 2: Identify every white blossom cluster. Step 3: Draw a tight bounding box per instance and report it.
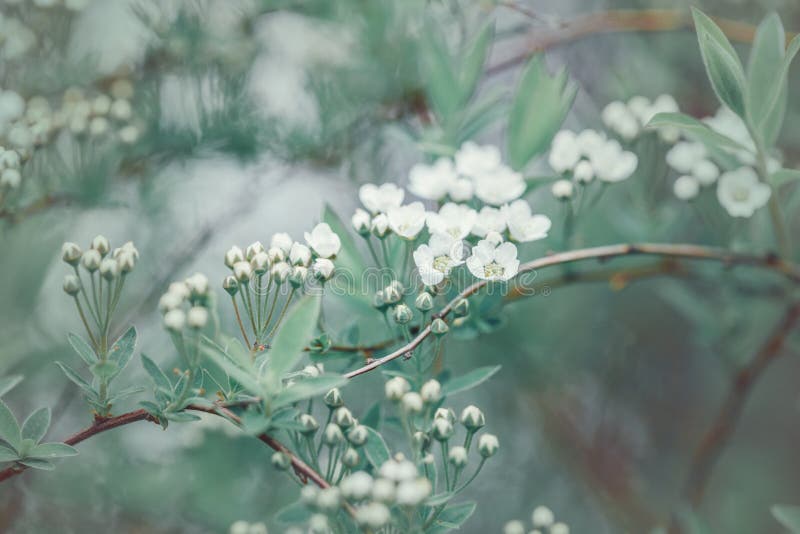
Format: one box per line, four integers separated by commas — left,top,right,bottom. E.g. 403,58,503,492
503,505,569,534
601,94,680,142
158,273,212,332
228,520,267,534
665,107,775,218
0,145,23,192
547,129,639,198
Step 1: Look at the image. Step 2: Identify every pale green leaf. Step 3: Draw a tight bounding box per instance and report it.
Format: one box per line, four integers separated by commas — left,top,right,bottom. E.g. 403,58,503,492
746,13,786,143
0,443,19,462
68,332,98,366
648,112,749,152
0,375,23,397
442,365,501,396
28,442,78,459
140,354,172,393
756,34,800,143
264,295,321,389
108,326,137,378
772,505,800,533
426,501,476,533
55,361,94,395
420,30,461,124
0,399,20,451
21,407,50,444
272,374,346,408
363,426,390,469
458,21,494,102
19,458,54,471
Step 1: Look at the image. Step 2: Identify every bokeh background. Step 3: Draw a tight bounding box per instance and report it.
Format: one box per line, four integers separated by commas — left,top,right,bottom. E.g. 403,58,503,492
1,0,800,532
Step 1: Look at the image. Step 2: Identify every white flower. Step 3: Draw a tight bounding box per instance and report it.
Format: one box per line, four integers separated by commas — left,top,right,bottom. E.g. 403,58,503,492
601,101,639,140
454,141,502,178
575,129,607,155
371,213,389,237
666,142,706,174
573,160,594,183
673,176,700,200
396,477,432,506
448,178,474,201
340,472,373,501
588,140,638,182
466,239,520,281
420,379,442,403
304,223,341,258
716,167,771,218
471,206,507,237
501,200,551,243
413,233,465,286
289,242,311,266
355,502,390,529
426,202,477,239
312,258,335,281
351,208,371,234
387,202,426,239
270,232,293,253
187,306,209,329
359,183,404,214
164,309,186,331
692,159,719,186
185,273,209,296
551,179,574,200
473,166,526,205
408,158,458,200
548,130,582,173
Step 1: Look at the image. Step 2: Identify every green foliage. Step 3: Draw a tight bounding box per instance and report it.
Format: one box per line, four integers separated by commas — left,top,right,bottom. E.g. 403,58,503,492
0,402,77,470
0,375,23,398
772,505,800,533
441,366,501,397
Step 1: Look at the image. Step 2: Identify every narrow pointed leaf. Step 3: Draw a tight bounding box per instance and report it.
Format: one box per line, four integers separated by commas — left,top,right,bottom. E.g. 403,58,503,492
68,333,98,365
0,375,23,397
140,354,172,393
772,505,800,533
0,399,20,451
264,295,321,390
108,326,137,377
363,426,390,469
55,362,94,395
21,407,50,443
29,442,78,459
18,458,54,471
441,365,501,396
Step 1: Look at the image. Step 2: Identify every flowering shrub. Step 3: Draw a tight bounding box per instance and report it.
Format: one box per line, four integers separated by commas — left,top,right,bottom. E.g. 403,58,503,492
2,3,800,534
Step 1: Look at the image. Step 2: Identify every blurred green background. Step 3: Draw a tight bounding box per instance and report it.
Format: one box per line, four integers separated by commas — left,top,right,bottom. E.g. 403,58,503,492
1,0,800,532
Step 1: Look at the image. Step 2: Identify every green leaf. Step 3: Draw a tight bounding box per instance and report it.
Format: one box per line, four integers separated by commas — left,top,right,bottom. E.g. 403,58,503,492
276,501,313,524
0,375,23,397
771,168,800,188
68,332,98,365
90,360,119,382
420,29,461,124
363,426,390,469
459,21,494,101
756,34,800,144
106,386,146,404
272,374,346,408
746,13,786,144
647,112,749,152
0,443,19,462
691,8,747,117
507,55,577,170
426,492,455,506
200,340,262,395
0,399,21,451
21,407,50,444
108,326,137,377
140,354,172,393
264,295,322,389
55,362,94,395
28,442,79,459
426,501,477,533
164,411,201,423
772,505,800,533
442,366,501,396
18,458,54,471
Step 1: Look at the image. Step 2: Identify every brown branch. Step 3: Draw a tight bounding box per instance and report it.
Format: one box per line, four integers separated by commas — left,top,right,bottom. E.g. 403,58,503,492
345,243,800,378
487,8,795,76
682,302,800,508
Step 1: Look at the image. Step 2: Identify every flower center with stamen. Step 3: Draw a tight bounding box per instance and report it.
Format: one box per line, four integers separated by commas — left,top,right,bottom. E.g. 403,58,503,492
483,262,505,279
732,187,750,202
433,255,452,273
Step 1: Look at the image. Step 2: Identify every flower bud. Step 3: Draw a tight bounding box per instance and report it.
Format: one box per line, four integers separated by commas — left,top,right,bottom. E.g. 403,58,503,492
100,258,118,280
324,388,343,408
372,478,395,503
299,413,319,435
414,291,433,311
81,249,101,272
187,306,208,329
62,274,81,296
551,523,570,534
347,424,368,447
478,433,499,458
573,160,594,184
163,309,186,331
395,477,432,506
289,242,311,266
185,273,209,297
341,472,373,500
309,514,328,534
372,290,386,310
302,364,322,378
0,169,20,189
271,451,291,470
169,282,190,299
334,407,355,429
551,179,574,200
271,262,291,283
300,485,318,505
434,407,456,424
158,292,183,313
312,258,334,281
322,423,344,447
91,235,110,256
117,251,136,273
271,232,293,253
351,208,371,235
342,446,361,468
453,298,469,317
250,251,269,274
385,376,410,401
420,379,441,404
448,445,468,468
316,487,341,512
224,246,244,268
503,520,525,534
233,261,252,283
222,275,238,296
431,418,454,441
371,213,389,238
532,506,554,528
460,405,485,431
401,392,423,414
355,502,390,529
431,318,449,336
266,246,285,263
412,430,430,450
245,241,264,260
289,266,307,288
393,303,413,324
61,242,83,265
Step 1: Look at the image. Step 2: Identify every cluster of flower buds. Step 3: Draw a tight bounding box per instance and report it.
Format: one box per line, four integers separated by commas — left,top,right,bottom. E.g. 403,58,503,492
503,505,569,534
158,273,211,333
548,129,638,194
601,94,679,142
0,145,22,193
227,520,267,534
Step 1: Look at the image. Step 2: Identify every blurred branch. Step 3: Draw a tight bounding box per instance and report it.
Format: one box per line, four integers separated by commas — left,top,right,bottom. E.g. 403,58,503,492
345,243,800,378
487,8,795,76
682,302,800,508
0,193,77,225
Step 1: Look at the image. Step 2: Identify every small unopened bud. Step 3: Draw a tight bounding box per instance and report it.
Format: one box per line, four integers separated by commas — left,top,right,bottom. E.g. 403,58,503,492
412,431,430,450
341,472,373,501
163,309,186,332
245,241,265,260
342,447,361,468
355,502,390,529
393,303,413,324
299,413,319,435
420,379,441,404
271,262,291,283
551,522,570,534
434,407,456,424
185,273,209,297
289,266,307,288
431,318,449,336
503,520,526,534
309,514,328,534
61,242,82,265
271,451,291,470
551,179,574,200
91,235,110,256
300,485,318,505
347,424,368,447
414,291,433,311
250,251,269,274
324,388,344,408
289,243,311,266
333,407,355,429
453,298,469,317
223,276,238,296
117,251,136,273
312,258,334,281
448,445,468,468
81,249,101,272
302,364,321,378
478,433,499,458
402,392,423,413
187,306,208,329
233,261,252,283
460,405,485,430
159,292,183,313
431,418,453,441
100,258,118,280
267,246,285,263
383,284,401,304
0,169,20,189
371,213,389,238
271,232,293,253
351,208,371,236
316,487,341,512
532,506,554,528
62,274,81,296
385,376,410,401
